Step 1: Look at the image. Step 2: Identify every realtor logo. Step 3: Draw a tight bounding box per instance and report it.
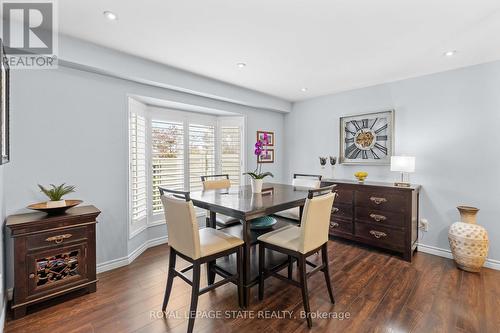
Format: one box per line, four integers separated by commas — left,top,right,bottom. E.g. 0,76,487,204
1,0,58,69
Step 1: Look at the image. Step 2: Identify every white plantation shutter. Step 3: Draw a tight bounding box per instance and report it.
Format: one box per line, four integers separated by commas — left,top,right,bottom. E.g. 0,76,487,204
129,111,147,224
189,124,216,191
151,120,185,213
220,126,242,185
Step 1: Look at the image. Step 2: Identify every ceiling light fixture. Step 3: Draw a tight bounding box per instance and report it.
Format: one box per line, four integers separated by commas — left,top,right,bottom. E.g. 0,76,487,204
103,11,118,21
444,50,457,57
301,87,308,92
236,62,247,68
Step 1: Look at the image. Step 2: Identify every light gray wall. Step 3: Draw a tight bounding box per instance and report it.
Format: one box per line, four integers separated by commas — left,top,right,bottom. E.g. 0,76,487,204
285,61,500,262
4,63,285,289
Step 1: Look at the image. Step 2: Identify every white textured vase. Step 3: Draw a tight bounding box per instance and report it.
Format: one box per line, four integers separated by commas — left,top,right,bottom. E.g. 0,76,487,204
251,179,263,193
448,206,489,272
46,200,66,208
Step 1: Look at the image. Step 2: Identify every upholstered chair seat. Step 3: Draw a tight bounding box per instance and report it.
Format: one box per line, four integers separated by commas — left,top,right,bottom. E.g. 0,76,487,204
199,228,244,257
258,185,336,328
159,187,244,333
201,175,240,228
274,174,322,221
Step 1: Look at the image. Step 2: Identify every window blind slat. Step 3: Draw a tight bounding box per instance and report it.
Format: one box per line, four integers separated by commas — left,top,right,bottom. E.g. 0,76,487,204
151,120,185,213
220,126,241,186
130,112,147,223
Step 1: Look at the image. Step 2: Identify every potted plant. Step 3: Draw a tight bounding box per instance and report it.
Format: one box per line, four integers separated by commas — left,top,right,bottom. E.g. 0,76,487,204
244,134,274,193
38,183,76,208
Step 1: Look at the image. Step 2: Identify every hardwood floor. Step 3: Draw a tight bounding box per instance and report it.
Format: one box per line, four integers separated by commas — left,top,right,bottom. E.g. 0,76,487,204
5,239,500,333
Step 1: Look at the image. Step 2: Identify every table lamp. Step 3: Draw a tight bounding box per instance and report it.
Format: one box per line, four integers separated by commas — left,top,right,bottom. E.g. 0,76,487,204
390,156,415,187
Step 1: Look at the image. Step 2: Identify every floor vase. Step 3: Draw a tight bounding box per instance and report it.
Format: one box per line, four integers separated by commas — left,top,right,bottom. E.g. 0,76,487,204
448,206,489,272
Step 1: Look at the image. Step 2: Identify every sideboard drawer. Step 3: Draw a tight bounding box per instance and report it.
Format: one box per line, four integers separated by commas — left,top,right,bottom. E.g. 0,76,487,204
355,190,407,213
355,206,405,228
331,202,353,220
27,226,88,250
329,219,353,236
335,188,354,204
354,222,404,251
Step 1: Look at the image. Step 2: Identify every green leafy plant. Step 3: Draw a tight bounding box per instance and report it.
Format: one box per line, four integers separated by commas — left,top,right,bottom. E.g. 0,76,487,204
243,171,274,180
38,183,76,201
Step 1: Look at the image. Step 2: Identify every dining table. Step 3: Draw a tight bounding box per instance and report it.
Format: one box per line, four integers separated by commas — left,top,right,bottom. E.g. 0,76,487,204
190,182,311,307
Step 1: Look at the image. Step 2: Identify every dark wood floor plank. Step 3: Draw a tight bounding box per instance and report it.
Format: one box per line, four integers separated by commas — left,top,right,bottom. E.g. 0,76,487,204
4,240,500,333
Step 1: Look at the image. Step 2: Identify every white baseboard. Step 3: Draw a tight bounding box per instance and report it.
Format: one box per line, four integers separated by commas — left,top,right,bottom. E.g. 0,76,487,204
97,235,168,274
417,243,500,271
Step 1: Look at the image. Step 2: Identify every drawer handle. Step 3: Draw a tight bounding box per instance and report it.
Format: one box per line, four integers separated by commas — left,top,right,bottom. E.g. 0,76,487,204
332,207,339,214
369,230,387,239
370,196,387,205
330,222,339,228
46,234,72,244
369,213,387,222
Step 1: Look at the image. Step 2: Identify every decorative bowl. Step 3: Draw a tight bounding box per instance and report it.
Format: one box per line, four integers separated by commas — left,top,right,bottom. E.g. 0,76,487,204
250,216,277,230
27,199,83,215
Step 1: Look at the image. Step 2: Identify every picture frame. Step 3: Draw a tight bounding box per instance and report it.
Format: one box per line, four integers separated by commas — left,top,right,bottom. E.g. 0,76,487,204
339,110,394,165
256,130,274,146
0,39,10,165
258,148,274,163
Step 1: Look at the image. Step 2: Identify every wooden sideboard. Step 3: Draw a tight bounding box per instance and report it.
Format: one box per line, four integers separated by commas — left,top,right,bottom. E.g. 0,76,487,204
321,179,420,261
6,205,100,318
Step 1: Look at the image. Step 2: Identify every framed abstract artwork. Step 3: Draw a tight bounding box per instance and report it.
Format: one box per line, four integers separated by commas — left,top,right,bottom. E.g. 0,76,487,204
258,148,274,163
256,130,274,146
0,39,10,165
339,110,394,165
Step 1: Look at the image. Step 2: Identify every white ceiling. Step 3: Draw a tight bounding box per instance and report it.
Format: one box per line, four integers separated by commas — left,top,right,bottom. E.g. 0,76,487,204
59,0,500,101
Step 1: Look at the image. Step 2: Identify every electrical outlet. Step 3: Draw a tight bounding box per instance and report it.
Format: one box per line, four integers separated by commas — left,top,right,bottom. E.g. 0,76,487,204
419,218,429,232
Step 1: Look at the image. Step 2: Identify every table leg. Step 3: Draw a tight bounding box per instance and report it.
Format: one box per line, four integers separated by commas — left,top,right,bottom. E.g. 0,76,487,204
207,211,216,285
241,218,251,308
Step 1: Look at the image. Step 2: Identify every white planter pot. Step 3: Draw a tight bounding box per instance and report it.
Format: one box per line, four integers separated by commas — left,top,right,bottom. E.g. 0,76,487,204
250,179,263,193
46,200,66,208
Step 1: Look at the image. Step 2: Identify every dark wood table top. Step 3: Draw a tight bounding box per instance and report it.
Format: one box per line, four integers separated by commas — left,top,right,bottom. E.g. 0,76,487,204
190,183,310,220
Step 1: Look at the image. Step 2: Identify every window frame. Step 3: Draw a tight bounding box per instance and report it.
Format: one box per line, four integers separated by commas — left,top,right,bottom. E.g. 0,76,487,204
128,101,246,237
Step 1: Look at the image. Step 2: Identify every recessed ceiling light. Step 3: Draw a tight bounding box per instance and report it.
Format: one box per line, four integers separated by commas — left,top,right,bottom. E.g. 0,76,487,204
301,87,308,92
236,62,246,68
444,50,457,57
103,11,118,21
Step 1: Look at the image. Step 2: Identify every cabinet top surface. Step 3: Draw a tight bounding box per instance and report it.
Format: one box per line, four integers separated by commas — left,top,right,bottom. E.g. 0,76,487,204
321,178,421,191
6,205,101,228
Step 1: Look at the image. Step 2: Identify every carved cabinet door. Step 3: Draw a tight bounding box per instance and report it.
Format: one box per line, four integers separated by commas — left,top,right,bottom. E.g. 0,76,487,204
26,242,89,297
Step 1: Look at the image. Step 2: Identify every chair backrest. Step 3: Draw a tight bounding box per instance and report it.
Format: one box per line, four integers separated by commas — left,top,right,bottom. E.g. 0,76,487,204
159,187,201,259
201,174,231,190
292,173,322,189
299,185,336,253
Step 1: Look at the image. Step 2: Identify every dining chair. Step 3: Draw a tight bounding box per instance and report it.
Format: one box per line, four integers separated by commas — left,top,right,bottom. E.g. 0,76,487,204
258,185,337,328
201,174,240,228
274,173,323,221
159,187,244,333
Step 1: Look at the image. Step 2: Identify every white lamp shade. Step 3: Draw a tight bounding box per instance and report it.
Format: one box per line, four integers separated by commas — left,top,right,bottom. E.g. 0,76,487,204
390,156,415,173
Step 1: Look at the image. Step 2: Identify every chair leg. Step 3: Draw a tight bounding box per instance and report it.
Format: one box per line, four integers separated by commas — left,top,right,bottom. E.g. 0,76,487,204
298,255,312,328
162,248,177,311
187,262,201,333
321,243,335,304
287,255,293,279
258,243,265,301
236,246,244,308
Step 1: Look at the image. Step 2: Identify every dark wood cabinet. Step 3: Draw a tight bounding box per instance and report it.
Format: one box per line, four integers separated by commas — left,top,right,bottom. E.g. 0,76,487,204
322,179,420,261
6,205,100,318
